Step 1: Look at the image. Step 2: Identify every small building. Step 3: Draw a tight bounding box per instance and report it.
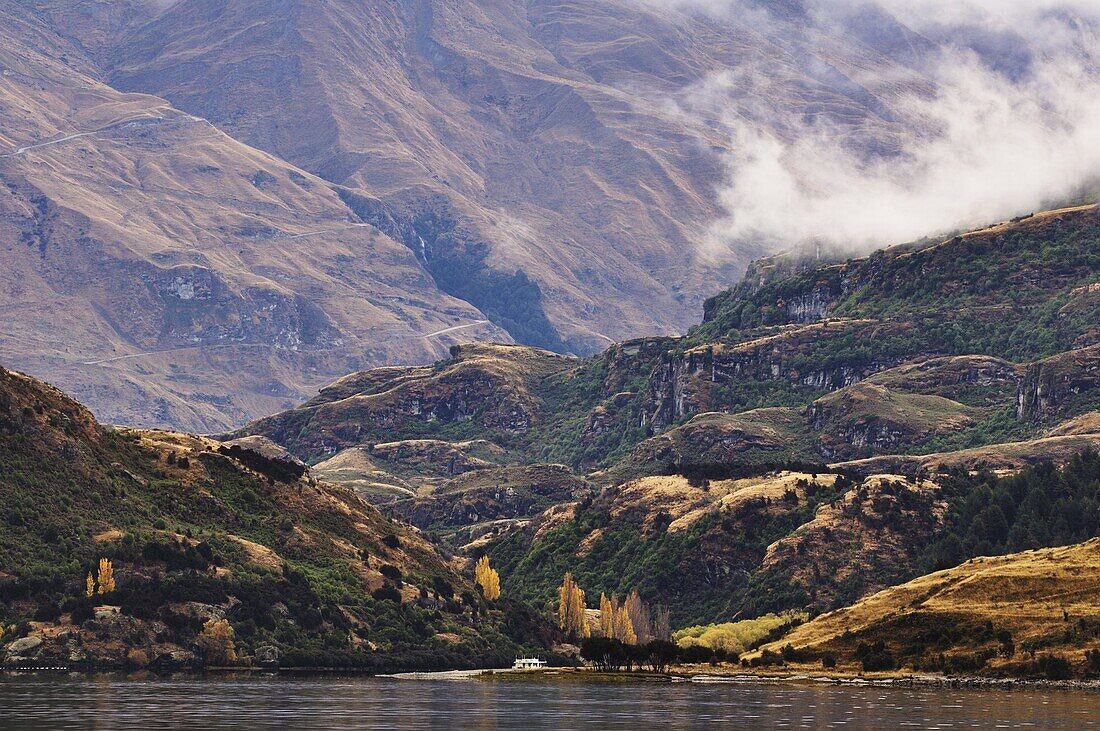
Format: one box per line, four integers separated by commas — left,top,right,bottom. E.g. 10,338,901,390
512,657,547,670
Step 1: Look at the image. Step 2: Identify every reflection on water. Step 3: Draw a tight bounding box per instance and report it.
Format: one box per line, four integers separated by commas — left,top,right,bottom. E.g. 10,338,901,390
0,675,1097,730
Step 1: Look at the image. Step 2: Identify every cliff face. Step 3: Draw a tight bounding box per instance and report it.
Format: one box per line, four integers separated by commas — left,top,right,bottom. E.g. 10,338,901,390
642,321,912,430
1017,344,1100,423
698,206,1100,352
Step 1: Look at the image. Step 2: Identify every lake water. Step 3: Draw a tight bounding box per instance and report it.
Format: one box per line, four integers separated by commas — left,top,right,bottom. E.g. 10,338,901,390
1,675,1098,729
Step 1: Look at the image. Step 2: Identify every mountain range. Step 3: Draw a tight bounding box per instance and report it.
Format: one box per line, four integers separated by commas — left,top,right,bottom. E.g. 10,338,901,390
4,0,1066,431
3,202,1099,676
2,0,1100,681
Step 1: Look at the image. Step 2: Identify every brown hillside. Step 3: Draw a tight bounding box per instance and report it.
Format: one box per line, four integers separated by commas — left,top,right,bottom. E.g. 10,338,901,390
42,0,930,352
759,538,1100,677
0,4,507,432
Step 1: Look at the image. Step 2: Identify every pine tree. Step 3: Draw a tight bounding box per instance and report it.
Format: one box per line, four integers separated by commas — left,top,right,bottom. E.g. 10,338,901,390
85,572,95,598
474,555,501,601
96,558,115,594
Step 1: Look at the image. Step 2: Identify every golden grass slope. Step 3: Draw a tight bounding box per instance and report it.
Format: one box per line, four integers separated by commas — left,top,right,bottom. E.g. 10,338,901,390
761,538,1100,674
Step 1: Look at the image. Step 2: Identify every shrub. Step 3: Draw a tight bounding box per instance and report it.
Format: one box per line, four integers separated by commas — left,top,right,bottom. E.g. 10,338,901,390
70,603,95,625
372,586,402,603
780,643,811,662
1034,654,1073,681
381,534,402,550
750,649,784,667
33,601,61,622
432,576,454,599
857,641,897,672
1085,649,1100,678
678,644,715,664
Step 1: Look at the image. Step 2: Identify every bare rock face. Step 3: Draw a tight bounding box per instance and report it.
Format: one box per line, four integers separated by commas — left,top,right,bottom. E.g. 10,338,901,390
1018,344,1100,423
3,636,43,660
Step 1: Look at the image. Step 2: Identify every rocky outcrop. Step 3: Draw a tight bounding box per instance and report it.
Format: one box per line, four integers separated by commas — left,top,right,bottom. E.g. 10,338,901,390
1017,344,1100,423
370,439,503,479
809,384,977,461
643,321,912,430
601,409,815,485
237,344,578,460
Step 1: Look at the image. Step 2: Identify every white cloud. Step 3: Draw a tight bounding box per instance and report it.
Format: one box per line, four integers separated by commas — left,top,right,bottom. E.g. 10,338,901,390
705,50,1100,253
631,0,1100,254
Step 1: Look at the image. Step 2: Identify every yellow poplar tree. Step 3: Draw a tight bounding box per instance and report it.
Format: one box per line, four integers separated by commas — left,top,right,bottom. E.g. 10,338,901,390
614,605,636,644
474,555,501,601
624,590,652,644
557,572,589,639
96,558,115,594
85,572,95,597
599,593,615,638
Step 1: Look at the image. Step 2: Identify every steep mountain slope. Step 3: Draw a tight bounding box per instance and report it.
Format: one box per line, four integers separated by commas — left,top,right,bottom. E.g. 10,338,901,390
0,4,506,431
0,364,551,671
235,205,1100,632
489,450,1100,630
32,0,937,353
489,470,948,626
240,206,1100,478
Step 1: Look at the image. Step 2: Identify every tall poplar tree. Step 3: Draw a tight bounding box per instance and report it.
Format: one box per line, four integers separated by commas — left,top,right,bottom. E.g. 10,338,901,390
557,572,589,638
474,555,501,601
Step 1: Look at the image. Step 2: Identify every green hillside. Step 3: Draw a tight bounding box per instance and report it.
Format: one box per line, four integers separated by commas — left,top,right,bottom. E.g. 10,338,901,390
0,366,554,671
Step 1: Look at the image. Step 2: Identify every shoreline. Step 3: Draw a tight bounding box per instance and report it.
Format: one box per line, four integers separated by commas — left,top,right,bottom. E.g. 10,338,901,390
4,665,1100,692
475,666,1100,692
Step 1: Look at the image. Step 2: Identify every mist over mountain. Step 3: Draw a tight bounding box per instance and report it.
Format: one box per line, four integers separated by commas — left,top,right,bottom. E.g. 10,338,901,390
2,0,1097,431
644,0,1100,254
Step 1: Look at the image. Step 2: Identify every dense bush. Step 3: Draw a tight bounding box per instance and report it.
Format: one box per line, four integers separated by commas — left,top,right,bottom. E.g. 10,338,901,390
856,641,897,672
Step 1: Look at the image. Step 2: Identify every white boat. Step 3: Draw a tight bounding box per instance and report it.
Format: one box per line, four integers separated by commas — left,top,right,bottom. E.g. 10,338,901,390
512,657,547,670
